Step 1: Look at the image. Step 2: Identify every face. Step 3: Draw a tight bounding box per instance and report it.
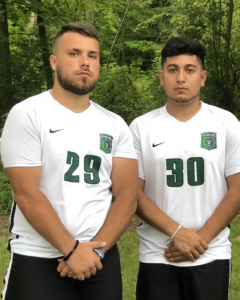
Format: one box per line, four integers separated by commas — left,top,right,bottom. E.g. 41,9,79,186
158,55,207,105
50,32,100,95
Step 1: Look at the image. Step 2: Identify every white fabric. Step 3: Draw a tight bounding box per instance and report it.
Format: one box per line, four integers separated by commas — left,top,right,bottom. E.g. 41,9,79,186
1,91,137,258
130,102,240,266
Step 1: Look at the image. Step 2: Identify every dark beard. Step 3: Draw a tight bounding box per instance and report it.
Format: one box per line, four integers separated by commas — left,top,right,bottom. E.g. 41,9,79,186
167,91,200,104
57,68,99,96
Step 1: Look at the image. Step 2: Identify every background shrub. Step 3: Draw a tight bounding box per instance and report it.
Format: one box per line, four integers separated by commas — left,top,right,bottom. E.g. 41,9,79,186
0,159,12,216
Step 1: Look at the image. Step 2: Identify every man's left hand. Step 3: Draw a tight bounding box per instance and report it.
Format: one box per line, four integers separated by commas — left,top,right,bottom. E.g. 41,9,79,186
164,241,200,263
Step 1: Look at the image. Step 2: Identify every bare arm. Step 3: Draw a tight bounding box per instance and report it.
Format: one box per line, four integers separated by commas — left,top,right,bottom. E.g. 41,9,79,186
198,172,240,243
57,157,138,277
91,157,138,251
165,173,240,262
137,179,208,261
6,166,105,280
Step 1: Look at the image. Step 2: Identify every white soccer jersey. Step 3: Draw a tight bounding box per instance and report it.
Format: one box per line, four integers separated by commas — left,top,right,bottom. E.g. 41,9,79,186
130,102,240,267
1,91,137,258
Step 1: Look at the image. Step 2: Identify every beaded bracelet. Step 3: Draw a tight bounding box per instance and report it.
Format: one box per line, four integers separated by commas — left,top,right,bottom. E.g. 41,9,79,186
63,240,79,261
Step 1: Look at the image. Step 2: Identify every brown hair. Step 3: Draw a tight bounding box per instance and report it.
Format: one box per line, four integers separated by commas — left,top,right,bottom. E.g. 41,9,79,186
52,22,99,54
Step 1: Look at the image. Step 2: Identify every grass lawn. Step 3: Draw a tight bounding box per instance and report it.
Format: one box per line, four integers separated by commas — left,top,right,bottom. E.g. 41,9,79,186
0,218,240,299
0,236,10,295
229,218,240,299
118,231,140,300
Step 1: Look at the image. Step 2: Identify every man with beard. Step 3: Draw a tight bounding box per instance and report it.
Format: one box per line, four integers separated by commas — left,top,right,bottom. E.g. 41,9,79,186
1,23,138,300
130,37,240,300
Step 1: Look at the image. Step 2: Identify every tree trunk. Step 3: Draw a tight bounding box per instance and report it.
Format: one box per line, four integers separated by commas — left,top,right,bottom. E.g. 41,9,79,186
121,23,125,66
107,0,132,67
117,21,126,66
30,12,37,24
86,0,95,24
224,0,233,76
219,0,221,47
0,0,10,59
0,0,12,111
222,0,234,111
37,0,53,90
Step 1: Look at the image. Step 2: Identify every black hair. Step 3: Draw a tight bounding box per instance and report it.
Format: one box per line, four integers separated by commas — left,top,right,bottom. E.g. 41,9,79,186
161,37,206,68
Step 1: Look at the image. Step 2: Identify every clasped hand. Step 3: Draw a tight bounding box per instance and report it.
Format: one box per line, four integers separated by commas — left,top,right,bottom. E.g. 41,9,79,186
57,241,105,280
164,228,208,263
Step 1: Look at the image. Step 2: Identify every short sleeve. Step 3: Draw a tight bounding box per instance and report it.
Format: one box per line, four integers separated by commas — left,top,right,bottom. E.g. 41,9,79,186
1,103,42,168
113,118,137,159
225,114,240,177
129,119,145,180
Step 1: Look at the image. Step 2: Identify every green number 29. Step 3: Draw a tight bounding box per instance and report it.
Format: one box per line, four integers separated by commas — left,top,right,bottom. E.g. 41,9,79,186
166,157,204,187
64,151,101,184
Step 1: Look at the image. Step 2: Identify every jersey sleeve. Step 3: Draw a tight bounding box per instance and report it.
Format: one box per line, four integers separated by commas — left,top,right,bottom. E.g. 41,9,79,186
113,117,137,159
129,118,145,180
225,114,240,177
1,102,42,168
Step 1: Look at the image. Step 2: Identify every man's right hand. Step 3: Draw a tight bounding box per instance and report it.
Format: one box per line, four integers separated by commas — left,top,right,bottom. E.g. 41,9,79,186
168,227,208,262
59,241,106,280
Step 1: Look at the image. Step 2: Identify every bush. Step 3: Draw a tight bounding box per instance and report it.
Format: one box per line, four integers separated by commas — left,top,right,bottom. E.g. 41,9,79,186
0,163,12,216
91,64,166,125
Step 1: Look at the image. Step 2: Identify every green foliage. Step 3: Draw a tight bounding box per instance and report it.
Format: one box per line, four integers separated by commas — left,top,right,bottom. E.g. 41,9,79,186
0,163,12,215
0,113,12,216
91,64,165,124
0,169,12,216
91,65,143,124
0,0,239,117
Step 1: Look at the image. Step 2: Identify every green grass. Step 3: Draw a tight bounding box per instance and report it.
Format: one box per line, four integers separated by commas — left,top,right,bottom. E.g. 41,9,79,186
0,219,240,299
118,231,140,300
229,218,240,299
0,236,10,294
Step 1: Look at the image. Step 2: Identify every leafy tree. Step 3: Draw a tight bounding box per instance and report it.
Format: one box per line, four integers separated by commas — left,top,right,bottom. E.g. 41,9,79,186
0,0,13,111
1,0,240,116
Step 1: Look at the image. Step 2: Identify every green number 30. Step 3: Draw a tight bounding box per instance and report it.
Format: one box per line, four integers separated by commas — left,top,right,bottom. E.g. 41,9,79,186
166,157,204,187
64,151,101,184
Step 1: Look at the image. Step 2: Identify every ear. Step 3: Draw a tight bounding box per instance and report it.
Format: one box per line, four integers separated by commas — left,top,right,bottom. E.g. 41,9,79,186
50,55,57,71
201,70,207,87
158,70,164,86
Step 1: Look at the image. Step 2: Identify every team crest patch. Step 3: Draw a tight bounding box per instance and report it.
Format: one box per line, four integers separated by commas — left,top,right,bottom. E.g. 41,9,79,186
100,134,113,154
201,132,217,150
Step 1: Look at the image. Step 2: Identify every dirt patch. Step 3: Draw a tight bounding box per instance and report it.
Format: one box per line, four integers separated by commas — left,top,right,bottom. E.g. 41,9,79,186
0,214,142,237
127,215,142,232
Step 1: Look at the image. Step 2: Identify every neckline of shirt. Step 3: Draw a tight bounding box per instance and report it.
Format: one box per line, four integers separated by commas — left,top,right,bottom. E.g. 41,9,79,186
46,90,93,117
161,101,205,124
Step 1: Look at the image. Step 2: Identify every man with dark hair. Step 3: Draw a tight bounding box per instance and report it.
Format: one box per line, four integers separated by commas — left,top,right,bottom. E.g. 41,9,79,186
161,37,206,68
1,22,138,300
130,37,240,300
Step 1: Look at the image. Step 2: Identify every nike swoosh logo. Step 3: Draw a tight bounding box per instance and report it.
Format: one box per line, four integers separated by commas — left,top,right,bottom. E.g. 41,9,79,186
152,142,165,147
49,129,64,133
